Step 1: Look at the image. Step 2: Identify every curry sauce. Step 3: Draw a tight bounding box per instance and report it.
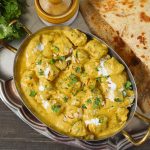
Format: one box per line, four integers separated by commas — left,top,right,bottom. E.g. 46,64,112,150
17,28,134,140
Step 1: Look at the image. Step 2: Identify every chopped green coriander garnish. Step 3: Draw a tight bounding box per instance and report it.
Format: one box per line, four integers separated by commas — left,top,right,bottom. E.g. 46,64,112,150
29,90,37,97
122,90,127,97
93,97,101,108
38,69,44,75
63,96,68,102
103,75,109,79
96,77,101,83
49,58,55,64
114,98,123,102
58,56,66,61
75,67,82,73
36,60,42,65
95,67,99,71
86,99,92,104
125,81,132,90
51,104,61,113
82,104,87,109
76,51,78,58
53,45,59,52
99,119,103,123
68,74,78,85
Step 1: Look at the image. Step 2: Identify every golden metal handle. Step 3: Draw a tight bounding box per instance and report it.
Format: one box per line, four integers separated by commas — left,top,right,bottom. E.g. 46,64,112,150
0,40,17,53
122,112,150,146
9,20,32,36
0,20,32,53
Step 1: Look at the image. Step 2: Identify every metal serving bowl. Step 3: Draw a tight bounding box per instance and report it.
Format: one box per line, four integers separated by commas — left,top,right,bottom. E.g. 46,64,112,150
0,25,150,148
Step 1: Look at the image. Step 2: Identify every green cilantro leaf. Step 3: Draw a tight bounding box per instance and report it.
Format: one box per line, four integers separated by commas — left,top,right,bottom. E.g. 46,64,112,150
51,104,61,113
36,60,42,65
63,96,68,102
82,104,87,109
49,58,55,64
75,67,82,73
114,98,124,102
68,74,78,85
58,56,66,61
93,97,101,109
86,99,92,104
0,0,26,41
29,90,37,97
38,69,44,75
125,81,132,90
95,67,99,71
76,51,78,58
52,45,59,52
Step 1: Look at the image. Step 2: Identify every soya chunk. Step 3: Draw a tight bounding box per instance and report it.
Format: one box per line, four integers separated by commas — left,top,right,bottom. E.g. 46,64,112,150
70,121,87,137
25,35,42,67
35,56,59,81
52,34,73,56
63,29,87,46
105,57,125,75
72,48,89,64
84,60,99,78
85,39,108,59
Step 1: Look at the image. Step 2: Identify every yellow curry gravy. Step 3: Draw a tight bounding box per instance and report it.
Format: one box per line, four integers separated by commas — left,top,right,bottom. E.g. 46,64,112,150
17,28,134,140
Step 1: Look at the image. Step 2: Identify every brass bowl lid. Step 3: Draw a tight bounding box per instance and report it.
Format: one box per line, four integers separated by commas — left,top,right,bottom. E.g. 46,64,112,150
35,0,79,24
39,0,72,16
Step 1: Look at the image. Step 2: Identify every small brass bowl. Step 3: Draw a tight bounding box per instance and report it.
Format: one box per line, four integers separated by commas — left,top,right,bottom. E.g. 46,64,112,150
34,0,79,25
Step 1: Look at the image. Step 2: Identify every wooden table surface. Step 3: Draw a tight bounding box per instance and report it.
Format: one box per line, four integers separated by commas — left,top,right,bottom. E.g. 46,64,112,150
0,100,150,150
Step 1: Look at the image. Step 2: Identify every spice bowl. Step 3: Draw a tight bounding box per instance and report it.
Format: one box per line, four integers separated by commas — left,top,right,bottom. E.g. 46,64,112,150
34,0,79,26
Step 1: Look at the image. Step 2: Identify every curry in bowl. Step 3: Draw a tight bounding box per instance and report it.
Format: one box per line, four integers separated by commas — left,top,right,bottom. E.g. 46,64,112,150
17,28,134,140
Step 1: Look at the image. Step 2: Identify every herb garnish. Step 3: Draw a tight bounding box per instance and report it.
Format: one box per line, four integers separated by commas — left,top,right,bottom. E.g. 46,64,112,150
52,46,59,52
49,58,55,64
114,98,123,102
63,96,68,102
58,56,66,61
75,67,82,73
68,74,78,85
93,97,101,109
38,69,44,75
0,0,26,41
29,90,37,97
76,51,78,58
36,60,42,65
86,99,92,104
95,67,99,71
51,104,61,113
125,81,132,90
82,104,87,109
99,119,103,124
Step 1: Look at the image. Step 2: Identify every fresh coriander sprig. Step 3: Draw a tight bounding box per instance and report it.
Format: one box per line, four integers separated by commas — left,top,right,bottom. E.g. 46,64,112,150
29,90,37,97
125,81,132,90
51,104,61,113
